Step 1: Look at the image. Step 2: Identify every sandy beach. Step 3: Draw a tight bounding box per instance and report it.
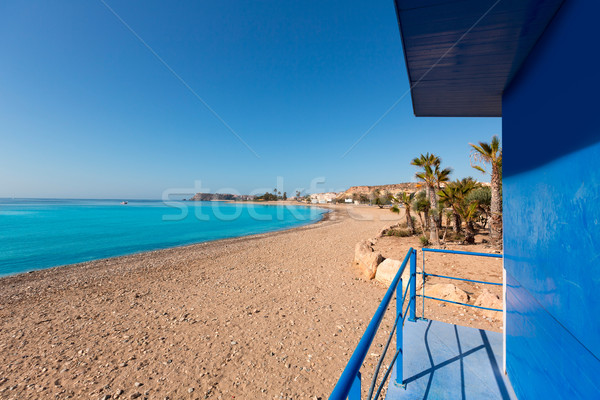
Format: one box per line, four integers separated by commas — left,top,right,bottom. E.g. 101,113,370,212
0,206,501,399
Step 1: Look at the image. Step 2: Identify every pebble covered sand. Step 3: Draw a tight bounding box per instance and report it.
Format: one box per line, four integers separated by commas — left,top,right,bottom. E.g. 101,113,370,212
0,206,502,399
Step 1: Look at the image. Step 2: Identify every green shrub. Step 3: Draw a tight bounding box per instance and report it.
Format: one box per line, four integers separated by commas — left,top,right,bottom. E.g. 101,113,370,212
445,231,465,241
466,187,491,207
385,228,412,237
419,236,430,247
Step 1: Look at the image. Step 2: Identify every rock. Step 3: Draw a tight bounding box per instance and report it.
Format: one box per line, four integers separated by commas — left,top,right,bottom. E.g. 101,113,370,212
474,289,503,319
188,388,194,393
130,393,141,399
378,224,399,237
374,259,402,287
427,283,469,304
374,258,423,295
353,240,383,280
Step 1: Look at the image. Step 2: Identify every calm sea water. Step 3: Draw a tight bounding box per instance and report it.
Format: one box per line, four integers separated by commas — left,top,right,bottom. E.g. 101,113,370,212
0,199,326,277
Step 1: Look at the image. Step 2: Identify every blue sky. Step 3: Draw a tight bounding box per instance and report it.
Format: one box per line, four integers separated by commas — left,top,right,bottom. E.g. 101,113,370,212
0,1,500,199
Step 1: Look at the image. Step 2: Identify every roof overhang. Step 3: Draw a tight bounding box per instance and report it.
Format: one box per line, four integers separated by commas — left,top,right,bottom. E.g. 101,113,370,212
394,0,564,117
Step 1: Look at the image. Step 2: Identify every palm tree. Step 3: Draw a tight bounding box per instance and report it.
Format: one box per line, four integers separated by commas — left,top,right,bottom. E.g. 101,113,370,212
438,183,463,233
470,136,502,246
412,191,430,236
455,200,479,244
412,153,451,244
434,164,452,229
392,192,416,234
410,153,441,199
438,177,479,235
412,154,437,243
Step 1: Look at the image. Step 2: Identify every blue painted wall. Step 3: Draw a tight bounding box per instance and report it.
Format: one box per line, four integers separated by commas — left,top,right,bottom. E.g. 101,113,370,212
503,0,600,398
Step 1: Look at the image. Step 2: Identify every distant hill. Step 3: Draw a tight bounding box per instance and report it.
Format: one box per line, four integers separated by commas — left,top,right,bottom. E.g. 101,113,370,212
337,183,421,199
186,193,255,201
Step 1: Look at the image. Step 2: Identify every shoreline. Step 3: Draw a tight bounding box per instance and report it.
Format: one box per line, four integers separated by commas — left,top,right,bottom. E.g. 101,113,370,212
0,205,401,399
0,205,502,398
0,204,332,281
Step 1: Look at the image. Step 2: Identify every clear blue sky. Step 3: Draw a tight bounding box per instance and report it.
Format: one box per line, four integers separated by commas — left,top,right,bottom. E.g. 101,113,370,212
0,1,500,199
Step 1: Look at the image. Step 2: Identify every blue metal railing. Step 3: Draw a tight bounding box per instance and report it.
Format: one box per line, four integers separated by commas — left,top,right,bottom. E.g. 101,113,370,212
329,248,417,400
419,248,503,318
329,247,503,400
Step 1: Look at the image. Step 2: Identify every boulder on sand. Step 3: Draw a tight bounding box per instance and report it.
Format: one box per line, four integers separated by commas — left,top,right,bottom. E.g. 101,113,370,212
353,239,383,280
375,258,423,294
427,283,469,304
374,258,402,287
474,289,503,319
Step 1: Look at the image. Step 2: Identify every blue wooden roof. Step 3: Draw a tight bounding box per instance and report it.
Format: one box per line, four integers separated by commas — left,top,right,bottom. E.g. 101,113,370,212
394,0,564,117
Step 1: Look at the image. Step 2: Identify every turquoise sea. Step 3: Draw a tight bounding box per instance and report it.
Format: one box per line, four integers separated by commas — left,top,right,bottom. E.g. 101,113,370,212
0,199,326,277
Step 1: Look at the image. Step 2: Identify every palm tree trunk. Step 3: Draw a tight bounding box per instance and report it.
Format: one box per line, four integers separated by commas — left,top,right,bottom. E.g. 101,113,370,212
405,207,416,234
490,162,503,247
453,212,461,233
417,213,426,236
464,223,475,244
428,185,440,245
435,184,443,229
429,215,439,245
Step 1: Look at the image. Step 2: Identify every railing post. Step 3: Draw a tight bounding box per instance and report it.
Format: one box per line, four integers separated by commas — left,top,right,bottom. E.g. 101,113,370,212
349,371,361,400
409,249,417,322
395,277,403,386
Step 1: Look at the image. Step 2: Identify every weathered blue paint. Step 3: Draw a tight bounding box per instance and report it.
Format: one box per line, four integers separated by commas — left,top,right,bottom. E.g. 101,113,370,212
385,319,517,400
503,0,600,398
505,273,600,398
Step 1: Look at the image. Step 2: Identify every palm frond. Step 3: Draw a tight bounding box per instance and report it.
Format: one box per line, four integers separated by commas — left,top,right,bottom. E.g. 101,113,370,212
491,135,500,152
480,142,493,155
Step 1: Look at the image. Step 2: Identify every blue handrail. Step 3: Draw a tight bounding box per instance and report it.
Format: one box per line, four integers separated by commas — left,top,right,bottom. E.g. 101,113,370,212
329,248,415,400
420,295,503,312
330,246,503,399
422,248,502,258
420,248,503,318
421,272,502,286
